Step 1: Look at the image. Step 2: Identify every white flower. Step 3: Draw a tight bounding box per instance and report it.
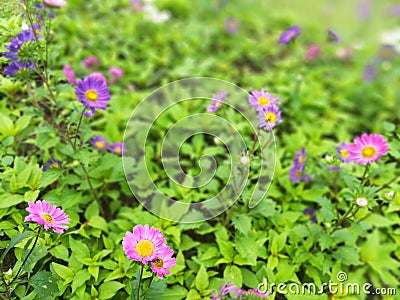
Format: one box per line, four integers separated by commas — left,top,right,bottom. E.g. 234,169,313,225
6,268,12,276
385,191,395,198
356,197,368,207
240,156,249,165
142,2,171,24
325,155,333,163
22,23,30,31
380,27,400,52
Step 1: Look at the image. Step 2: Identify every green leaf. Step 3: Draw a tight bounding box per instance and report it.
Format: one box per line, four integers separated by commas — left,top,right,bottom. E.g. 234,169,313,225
15,115,31,134
30,271,59,299
145,280,167,299
231,215,252,236
49,245,69,261
88,216,109,233
0,193,25,208
0,231,32,262
235,236,258,266
72,270,91,294
23,244,47,272
161,285,188,300
98,281,125,300
224,265,242,287
51,263,74,283
69,236,90,259
195,264,209,292
0,112,15,139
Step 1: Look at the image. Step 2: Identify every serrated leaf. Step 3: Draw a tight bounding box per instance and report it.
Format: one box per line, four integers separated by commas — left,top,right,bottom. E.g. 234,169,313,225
232,215,252,236
0,231,32,262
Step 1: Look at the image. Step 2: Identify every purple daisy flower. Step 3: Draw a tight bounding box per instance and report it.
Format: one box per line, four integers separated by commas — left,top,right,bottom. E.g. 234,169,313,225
90,136,108,151
248,89,279,109
327,29,339,43
3,29,38,61
207,91,227,113
278,26,301,44
289,148,311,182
42,157,62,172
75,74,111,117
336,142,351,163
257,104,282,131
3,60,34,76
109,142,125,155
225,18,238,34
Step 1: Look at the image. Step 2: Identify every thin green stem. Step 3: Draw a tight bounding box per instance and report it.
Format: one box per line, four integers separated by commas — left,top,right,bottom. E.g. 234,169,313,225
9,228,41,286
73,109,86,149
148,273,155,289
137,264,144,300
360,164,370,186
374,173,400,193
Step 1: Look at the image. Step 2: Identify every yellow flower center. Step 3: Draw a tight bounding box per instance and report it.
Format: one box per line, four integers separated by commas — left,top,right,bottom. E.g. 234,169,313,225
298,156,304,164
85,89,98,102
41,213,54,224
95,141,105,149
154,258,164,269
295,170,301,177
216,100,222,107
114,147,121,154
361,146,376,158
50,163,61,169
265,112,277,123
135,240,154,257
258,97,270,106
340,149,349,158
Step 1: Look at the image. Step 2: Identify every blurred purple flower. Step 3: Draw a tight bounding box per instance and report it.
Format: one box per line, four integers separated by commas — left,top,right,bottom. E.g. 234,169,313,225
90,72,107,84
207,91,227,113
327,29,339,43
290,148,311,182
387,5,400,16
3,29,38,61
278,26,300,44
225,18,238,34
336,142,351,163
43,157,62,172
363,64,379,82
303,208,317,223
109,142,125,155
257,104,282,131
377,44,397,61
328,166,343,172
357,0,371,19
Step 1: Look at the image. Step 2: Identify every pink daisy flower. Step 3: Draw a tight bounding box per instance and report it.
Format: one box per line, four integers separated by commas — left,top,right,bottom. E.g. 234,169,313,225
43,0,66,7
62,64,77,85
347,133,389,164
82,56,100,70
122,224,166,264
25,200,70,234
151,245,176,279
108,67,124,84
90,72,107,84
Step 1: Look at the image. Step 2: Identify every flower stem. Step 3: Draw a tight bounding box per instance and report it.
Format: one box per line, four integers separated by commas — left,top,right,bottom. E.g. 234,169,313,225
73,108,86,149
148,273,155,289
9,228,41,286
360,164,370,186
137,264,144,300
374,173,400,193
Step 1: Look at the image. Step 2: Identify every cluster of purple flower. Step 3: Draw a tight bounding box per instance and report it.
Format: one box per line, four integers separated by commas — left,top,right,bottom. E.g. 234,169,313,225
90,136,125,156
248,89,282,131
122,224,176,279
289,147,312,182
2,27,38,76
211,282,269,299
207,91,228,113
